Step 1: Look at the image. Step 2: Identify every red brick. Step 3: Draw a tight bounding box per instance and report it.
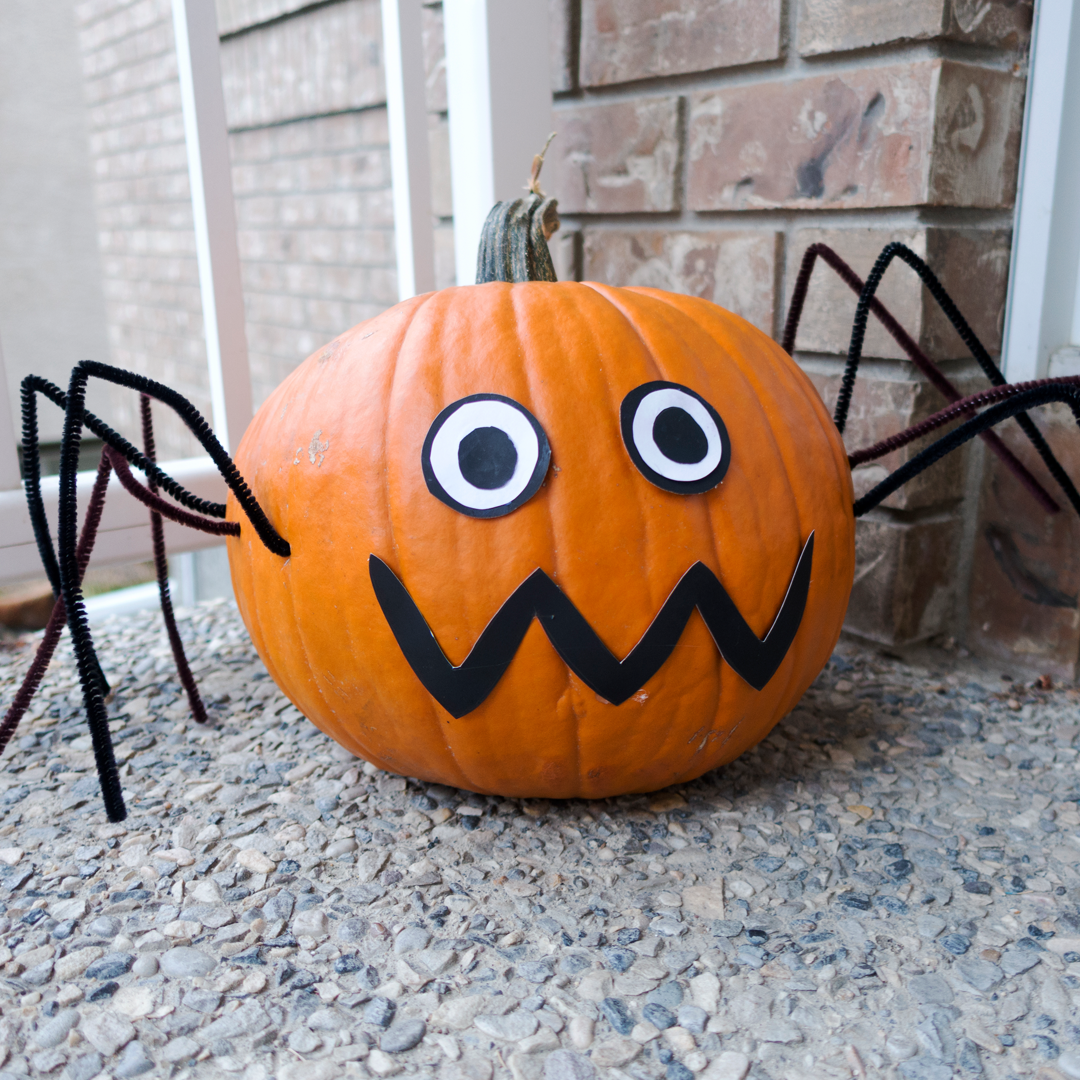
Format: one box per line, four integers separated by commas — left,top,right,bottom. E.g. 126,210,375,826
943,0,1032,47
688,61,1023,211
798,0,1031,57
582,229,779,335
555,97,682,213
581,0,781,86
967,406,1080,680
929,63,1024,208
845,514,962,645
783,227,1011,362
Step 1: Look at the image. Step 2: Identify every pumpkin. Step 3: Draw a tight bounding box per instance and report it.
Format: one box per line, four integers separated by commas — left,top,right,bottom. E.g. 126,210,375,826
226,190,855,799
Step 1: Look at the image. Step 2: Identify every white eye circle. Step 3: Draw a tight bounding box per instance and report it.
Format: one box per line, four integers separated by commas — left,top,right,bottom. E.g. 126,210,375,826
422,394,551,517
620,382,730,493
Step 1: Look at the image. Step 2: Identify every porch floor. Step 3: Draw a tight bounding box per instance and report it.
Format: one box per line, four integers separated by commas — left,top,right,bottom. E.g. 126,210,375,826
0,601,1077,1080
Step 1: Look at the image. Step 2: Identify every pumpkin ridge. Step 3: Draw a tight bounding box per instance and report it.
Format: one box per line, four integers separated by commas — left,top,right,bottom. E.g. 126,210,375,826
593,287,831,773
647,291,856,655
593,284,802,626
508,284,584,791
545,284,667,793
382,293,478,791
639,289,853,526
573,282,681,615
294,333,382,762
569,283,746,784
278,522,335,742
642,293,855,734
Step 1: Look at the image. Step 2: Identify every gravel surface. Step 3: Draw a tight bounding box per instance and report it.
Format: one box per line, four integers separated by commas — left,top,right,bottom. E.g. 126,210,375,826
1,599,1079,1080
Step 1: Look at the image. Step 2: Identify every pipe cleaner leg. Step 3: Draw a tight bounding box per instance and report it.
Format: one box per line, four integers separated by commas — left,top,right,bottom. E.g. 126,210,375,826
18,360,285,817
20,375,111,699
0,449,113,757
834,242,1080,516
140,394,208,724
850,380,1080,517
57,366,126,821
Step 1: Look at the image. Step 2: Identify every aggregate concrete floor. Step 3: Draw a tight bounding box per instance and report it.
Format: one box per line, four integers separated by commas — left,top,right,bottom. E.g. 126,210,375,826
0,600,1078,1080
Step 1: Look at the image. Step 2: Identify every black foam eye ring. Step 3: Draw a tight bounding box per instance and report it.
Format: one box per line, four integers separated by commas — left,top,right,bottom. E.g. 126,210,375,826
620,381,730,494
421,393,551,518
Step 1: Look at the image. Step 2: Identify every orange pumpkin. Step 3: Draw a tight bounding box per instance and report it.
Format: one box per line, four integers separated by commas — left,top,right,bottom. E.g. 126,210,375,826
227,200,855,799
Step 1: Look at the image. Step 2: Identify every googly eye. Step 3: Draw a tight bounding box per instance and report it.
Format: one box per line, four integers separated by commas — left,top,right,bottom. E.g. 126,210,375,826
620,381,730,494
422,393,551,517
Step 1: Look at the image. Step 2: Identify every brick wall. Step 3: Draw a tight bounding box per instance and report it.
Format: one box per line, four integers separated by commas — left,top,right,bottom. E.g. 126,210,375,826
544,0,1033,650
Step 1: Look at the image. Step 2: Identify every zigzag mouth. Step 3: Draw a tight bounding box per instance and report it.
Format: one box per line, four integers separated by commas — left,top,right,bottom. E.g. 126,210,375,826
368,533,814,719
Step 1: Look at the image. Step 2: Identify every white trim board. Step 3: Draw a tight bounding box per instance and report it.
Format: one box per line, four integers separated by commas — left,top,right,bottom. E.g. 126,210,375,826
0,456,228,586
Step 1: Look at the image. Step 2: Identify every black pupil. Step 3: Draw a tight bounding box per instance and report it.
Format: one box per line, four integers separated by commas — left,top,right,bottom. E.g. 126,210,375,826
458,426,518,489
653,406,708,464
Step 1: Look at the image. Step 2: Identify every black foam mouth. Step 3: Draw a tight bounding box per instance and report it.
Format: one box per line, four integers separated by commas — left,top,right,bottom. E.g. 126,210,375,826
368,534,814,719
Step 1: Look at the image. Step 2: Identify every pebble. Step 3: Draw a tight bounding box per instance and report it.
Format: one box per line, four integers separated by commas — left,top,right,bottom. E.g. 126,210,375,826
84,952,135,980
159,946,216,978
286,1028,321,1053
236,848,275,874
0,603,1077,1080
86,915,121,937
915,914,946,938
381,1019,426,1052
940,932,971,955
292,908,328,938
55,947,102,981
955,957,1004,991
184,987,222,1013
590,1037,640,1067
909,973,954,1006
543,1049,596,1080
393,925,431,953
708,1052,751,1080
131,954,158,977
677,1004,707,1034
600,997,635,1036
641,1002,676,1029
568,1016,594,1049
32,1008,80,1048
110,984,156,1018
365,996,396,1028
65,1052,104,1080
475,1010,538,1040
113,1041,154,1078
713,919,743,937
80,1012,135,1057
1059,1051,1080,1079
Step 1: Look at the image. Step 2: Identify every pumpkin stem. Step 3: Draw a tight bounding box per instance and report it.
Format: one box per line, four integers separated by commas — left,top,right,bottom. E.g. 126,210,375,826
475,134,560,284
